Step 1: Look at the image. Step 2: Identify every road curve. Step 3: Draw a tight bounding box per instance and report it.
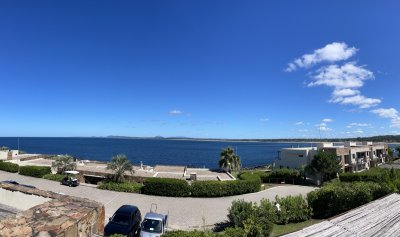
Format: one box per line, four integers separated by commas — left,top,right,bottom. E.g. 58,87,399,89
0,171,316,230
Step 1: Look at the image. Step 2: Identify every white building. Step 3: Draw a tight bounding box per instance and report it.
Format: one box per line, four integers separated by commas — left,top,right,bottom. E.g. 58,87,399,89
0,150,19,160
275,142,389,173
275,147,318,169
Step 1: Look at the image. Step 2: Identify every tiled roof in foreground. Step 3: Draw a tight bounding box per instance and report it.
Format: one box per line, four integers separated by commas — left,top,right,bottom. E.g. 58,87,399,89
284,193,400,237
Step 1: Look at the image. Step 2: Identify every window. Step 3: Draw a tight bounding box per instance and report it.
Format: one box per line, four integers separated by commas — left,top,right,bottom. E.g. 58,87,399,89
352,154,355,158
298,155,304,157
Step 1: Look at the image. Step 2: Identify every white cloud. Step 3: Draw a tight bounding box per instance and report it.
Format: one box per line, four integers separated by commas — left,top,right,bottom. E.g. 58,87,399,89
307,62,380,109
168,110,183,115
333,95,381,109
309,62,374,89
371,108,400,128
286,42,357,71
319,126,332,132
294,121,304,125
322,118,333,123
259,118,269,122
298,129,309,132
332,88,360,97
347,123,371,128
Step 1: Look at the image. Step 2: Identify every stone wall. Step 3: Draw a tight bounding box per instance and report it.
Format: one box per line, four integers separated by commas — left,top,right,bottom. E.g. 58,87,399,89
0,184,104,237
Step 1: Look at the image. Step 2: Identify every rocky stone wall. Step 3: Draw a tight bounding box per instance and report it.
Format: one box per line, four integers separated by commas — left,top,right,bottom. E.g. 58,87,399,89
0,184,104,237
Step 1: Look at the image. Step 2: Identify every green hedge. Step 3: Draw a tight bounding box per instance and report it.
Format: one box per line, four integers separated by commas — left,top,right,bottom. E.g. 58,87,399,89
339,168,392,183
263,168,302,184
19,166,51,178
0,161,19,173
42,174,65,182
191,179,261,197
307,181,392,219
163,230,217,237
98,181,143,193
142,178,191,197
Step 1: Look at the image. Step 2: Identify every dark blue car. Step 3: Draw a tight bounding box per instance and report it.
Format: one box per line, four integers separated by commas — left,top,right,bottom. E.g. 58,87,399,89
104,205,142,237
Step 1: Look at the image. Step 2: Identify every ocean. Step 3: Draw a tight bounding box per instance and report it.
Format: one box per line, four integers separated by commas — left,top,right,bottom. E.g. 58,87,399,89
0,137,316,168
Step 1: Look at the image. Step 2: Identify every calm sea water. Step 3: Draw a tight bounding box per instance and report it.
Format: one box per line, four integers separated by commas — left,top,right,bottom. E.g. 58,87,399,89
0,137,316,168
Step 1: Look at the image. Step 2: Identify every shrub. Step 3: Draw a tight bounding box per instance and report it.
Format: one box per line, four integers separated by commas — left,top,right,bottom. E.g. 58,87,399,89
142,178,190,197
42,173,64,182
190,178,260,197
257,199,278,223
98,181,143,193
228,200,254,228
263,168,302,184
0,161,19,173
339,168,391,183
243,215,273,237
275,195,312,224
163,230,217,237
19,165,51,178
223,227,247,237
307,181,392,219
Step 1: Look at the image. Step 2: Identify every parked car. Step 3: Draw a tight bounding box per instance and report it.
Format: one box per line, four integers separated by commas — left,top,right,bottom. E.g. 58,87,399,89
60,170,80,187
140,204,168,237
0,180,36,189
104,205,142,237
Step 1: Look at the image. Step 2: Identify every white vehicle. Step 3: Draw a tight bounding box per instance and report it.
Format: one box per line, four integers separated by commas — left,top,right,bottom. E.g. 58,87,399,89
140,204,168,237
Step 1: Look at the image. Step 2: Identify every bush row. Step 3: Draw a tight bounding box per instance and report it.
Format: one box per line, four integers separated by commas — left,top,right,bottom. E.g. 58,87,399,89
42,173,65,182
141,178,191,197
263,168,302,184
239,168,304,184
307,181,392,219
137,175,261,197
191,178,260,197
0,161,19,173
19,166,51,178
339,168,392,183
98,181,143,193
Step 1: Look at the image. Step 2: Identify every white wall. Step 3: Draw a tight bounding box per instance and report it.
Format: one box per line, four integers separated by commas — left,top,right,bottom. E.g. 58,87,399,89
0,189,51,211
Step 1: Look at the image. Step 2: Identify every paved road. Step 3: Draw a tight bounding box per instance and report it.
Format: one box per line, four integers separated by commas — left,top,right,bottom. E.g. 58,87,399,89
0,171,316,230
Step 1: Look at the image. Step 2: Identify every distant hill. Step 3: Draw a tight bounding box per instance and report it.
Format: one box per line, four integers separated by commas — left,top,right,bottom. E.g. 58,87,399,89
104,135,400,143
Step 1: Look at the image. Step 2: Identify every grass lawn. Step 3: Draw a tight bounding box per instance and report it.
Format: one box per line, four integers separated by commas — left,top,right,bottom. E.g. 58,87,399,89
270,219,323,237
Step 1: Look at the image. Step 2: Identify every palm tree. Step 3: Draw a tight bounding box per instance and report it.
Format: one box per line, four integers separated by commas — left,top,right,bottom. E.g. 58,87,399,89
219,147,241,173
106,154,134,183
52,155,77,174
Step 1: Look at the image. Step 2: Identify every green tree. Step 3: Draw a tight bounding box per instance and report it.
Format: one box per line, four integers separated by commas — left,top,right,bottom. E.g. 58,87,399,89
396,146,400,158
219,147,241,173
306,151,342,184
388,148,394,162
51,155,77,174
106,154,133,183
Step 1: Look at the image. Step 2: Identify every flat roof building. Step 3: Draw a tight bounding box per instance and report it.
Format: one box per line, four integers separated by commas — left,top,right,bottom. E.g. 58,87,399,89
275,142,389,173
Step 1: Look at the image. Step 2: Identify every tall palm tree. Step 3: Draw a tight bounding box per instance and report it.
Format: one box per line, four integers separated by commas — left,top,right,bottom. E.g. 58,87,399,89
219,147,241,173
106,154,134,183
52,155,77,174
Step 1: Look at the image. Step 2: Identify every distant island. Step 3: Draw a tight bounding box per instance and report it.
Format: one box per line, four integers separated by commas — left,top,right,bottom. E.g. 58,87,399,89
100,135,400,143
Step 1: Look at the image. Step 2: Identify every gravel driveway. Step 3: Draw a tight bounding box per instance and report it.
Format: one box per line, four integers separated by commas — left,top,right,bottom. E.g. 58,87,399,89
0,171,316,230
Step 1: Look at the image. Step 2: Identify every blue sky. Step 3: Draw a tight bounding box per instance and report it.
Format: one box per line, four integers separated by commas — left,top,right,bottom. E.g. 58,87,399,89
0,0,399,139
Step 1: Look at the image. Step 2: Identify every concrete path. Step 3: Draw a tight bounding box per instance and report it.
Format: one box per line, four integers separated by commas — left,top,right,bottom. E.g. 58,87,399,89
0,171,316,230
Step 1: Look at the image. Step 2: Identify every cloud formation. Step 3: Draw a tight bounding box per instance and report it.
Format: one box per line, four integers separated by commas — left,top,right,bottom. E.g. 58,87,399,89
259,118,269,122
168,110,183,115
287,42,380,109
347,123,371,128
371,108,400,128
294,121,304,125
286,42,357,72
322,118,333,123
